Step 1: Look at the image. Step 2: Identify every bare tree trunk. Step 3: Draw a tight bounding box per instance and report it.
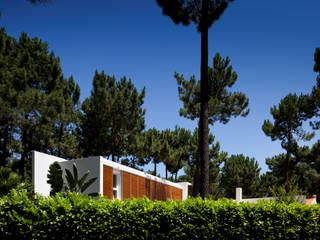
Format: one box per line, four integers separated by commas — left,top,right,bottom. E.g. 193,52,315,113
192,122,201,197
199,0,210,199
154,160,157,176
165,165,168,179
0,124,9,167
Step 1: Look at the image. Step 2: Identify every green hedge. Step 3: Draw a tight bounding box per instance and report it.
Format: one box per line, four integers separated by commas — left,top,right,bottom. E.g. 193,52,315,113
1,190,320,239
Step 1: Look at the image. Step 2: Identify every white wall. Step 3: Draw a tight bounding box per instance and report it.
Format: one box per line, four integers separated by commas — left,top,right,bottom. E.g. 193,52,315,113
32,151,67,196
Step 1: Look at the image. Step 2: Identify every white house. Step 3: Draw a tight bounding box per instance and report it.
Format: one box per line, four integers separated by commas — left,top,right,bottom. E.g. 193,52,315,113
32,151,191,200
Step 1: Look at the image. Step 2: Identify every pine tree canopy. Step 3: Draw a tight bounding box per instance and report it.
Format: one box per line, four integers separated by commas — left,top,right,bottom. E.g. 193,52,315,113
80,70,146,163
156,0,234,31
0,27,80,175
262,93,314,151
176,53,249,124
220,154,261,198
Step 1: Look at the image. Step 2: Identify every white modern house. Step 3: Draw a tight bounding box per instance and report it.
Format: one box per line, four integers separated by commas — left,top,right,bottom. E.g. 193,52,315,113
32,151,191,200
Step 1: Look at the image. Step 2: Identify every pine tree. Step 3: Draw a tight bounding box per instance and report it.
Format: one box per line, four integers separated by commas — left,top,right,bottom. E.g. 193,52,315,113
161,126,192,181
308,48,320,129
0,27,18,167
262,93,314,186
137,128,163,175
80,71,146,163
176,53,249,196
156,0,236,198
0,28,81,176
220,154,261,198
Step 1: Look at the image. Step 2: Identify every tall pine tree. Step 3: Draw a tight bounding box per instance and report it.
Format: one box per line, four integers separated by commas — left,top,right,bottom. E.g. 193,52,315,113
176,53,249,196
156,0,235,198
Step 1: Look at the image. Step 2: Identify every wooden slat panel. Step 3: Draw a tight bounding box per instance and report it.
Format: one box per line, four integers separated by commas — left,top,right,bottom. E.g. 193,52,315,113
145,179,150,199
122,171,131,199
137,176,145,198
103,165,113,199
151,180,157,200
131,174,138,198
171,187,182,201
121,170,183,201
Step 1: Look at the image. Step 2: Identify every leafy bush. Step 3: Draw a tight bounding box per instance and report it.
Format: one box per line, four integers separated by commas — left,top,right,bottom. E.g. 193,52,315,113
0,190,320,239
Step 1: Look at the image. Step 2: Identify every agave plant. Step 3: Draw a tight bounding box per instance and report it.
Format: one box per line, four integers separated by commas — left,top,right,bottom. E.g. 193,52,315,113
64,163,97,195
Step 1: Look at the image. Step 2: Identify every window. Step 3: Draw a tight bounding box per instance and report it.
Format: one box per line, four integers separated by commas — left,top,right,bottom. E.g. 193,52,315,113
113,170,121,199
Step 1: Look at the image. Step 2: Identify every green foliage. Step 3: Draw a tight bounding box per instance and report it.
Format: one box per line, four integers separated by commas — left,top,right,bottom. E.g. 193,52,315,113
270,182,305,204
135,128,163,175
47,162,97,196
262,93,314,185
80,71,146,163
0,167,20,197
47,162,63,196
1,191,320,239
0,27,80,175
220,154,261,198
64,163,97,195
176,53,249,124
161,126,193,180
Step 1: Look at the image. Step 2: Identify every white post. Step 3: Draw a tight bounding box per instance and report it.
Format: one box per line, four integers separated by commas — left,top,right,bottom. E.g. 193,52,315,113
236,187,242,202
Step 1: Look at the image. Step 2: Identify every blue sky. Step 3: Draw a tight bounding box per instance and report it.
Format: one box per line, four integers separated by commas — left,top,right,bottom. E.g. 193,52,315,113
1,0,320,177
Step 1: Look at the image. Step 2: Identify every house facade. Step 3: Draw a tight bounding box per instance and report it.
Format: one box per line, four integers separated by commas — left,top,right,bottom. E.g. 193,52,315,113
32,151,190,201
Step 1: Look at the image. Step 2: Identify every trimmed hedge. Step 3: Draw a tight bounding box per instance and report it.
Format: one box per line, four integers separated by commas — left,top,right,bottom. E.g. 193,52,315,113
1,190,320,239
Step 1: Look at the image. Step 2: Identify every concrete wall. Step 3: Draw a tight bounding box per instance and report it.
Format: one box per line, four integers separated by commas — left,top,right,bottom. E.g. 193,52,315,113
32,151,67,196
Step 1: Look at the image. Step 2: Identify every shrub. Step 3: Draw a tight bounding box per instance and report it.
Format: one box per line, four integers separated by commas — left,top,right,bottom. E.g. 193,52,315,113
0,190,320,239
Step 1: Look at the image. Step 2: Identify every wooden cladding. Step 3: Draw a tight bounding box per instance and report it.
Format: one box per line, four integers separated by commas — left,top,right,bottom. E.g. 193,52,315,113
121,171,182,201
103,165,113,199
103,164,183,201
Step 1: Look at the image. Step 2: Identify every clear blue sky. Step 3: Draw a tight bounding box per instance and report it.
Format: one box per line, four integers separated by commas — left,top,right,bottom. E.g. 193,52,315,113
1,0,320,177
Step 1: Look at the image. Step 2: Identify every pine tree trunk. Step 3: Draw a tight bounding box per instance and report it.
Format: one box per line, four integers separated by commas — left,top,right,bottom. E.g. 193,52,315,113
165,165,168,179
192,122,201,197
154,160,157,176
0,124,9,167
199,0,210,199
57,123,63,157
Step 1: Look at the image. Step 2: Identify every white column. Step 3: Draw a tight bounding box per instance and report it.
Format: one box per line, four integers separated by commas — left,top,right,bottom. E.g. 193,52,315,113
236,187,242,202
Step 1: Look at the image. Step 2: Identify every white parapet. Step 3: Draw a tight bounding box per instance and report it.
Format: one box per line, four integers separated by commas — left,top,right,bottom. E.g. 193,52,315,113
236,187,242,202
32,151,67,196
177,182,192,200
